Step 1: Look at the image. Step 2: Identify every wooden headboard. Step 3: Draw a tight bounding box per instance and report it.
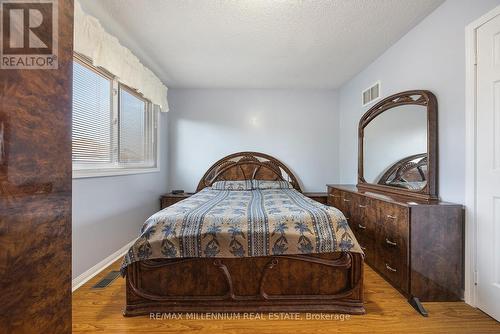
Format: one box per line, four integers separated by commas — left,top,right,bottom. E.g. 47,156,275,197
196,152,302,192
378,153,427,185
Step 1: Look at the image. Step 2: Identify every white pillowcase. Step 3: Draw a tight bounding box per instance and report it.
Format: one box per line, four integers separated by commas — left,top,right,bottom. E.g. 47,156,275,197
211,180,253,190
251,180,293,189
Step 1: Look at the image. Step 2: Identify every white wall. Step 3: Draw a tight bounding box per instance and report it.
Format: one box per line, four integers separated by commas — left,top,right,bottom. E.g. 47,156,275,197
167,89,339,192
72,0,500,279
338,0,500,204
72,113,168,279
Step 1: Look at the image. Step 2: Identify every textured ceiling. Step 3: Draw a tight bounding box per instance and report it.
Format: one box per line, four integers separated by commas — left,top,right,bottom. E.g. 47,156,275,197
79,0,443,89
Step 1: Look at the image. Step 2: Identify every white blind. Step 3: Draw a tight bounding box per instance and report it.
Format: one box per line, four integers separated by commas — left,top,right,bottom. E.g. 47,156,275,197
119,88,146,163
72,61,112,163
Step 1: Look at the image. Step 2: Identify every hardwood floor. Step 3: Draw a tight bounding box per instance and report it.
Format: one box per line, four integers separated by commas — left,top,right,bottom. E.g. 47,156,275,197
72,260,499,333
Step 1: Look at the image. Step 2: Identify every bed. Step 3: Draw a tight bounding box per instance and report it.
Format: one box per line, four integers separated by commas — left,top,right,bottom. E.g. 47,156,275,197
122,152,365,316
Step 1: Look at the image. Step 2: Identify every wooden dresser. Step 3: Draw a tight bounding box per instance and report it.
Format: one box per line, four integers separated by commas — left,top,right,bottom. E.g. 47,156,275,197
327,184,464,312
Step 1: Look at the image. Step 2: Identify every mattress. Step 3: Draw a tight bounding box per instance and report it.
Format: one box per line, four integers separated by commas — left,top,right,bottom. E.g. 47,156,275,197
121,187,362,274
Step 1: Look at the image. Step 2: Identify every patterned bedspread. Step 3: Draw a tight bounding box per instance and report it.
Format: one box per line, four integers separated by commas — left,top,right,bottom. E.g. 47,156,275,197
121,188,362,274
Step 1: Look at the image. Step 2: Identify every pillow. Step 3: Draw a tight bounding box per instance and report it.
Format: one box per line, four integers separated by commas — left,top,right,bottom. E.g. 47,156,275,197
211,180,253,191
252,180,293,189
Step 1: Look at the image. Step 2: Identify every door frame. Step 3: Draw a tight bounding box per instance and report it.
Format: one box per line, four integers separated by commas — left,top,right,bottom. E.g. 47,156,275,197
465,4,500,308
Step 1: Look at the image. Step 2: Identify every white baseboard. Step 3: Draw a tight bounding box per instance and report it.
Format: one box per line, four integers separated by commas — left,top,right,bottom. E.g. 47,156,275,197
72,239,136,292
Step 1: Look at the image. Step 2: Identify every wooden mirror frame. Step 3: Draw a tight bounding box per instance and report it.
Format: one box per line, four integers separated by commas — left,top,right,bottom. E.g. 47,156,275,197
357,90,438,201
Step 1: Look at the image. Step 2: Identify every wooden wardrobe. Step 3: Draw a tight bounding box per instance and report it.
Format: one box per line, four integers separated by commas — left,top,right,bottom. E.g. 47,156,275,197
0,1,74,332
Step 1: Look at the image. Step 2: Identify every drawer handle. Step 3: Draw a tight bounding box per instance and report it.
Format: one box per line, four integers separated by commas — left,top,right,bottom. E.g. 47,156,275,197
329,194,340,198
358,204,368,208
387,214,397,219
385,238,397,246
360,246,367,251
343,198,351,202
358,224,366,230
345,217,350,220
385,264,397,272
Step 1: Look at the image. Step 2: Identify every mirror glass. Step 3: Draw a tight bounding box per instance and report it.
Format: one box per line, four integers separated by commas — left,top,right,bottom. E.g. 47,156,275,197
363,104,427,191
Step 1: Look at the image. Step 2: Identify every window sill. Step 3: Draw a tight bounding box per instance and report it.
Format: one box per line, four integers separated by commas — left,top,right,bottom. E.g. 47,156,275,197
73,167,160,179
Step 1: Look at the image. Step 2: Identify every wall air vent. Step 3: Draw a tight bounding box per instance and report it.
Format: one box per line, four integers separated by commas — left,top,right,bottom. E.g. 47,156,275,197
362,82,381,106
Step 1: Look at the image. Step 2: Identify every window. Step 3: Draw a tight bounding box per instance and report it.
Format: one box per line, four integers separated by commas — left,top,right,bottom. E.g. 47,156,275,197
72,60,113,165
72,56,158,177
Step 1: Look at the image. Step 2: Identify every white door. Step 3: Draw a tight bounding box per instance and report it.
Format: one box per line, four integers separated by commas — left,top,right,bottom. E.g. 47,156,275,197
476,13,500,322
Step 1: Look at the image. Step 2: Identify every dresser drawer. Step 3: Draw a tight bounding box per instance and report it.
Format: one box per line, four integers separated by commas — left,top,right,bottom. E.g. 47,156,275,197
350,197,376,238
327,188,357,216
377,202,409,256
327,188,343,209
374,201,409,291
355,232,374,261
347,195,377,261
327,187,408,291
379,216,409,256
376,250,408,291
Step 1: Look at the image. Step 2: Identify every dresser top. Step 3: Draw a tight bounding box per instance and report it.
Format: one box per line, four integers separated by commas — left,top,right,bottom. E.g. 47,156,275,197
327,184,462,207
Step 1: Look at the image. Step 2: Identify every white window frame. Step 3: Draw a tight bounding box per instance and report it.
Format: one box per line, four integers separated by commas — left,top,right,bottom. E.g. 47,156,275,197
72,55,160,179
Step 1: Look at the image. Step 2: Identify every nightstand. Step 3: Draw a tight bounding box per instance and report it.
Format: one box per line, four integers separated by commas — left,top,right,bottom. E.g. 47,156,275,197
160,192,194,209
303,192,328,204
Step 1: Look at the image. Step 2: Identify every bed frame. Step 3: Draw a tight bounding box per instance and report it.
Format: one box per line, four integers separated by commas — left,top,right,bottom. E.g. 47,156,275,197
124,152,365,316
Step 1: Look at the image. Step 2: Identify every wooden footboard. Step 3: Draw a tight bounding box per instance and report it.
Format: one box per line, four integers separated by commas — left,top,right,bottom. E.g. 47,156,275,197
124,252,364,316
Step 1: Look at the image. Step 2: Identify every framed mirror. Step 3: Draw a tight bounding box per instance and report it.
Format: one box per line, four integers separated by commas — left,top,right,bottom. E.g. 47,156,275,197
357,90,438,201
